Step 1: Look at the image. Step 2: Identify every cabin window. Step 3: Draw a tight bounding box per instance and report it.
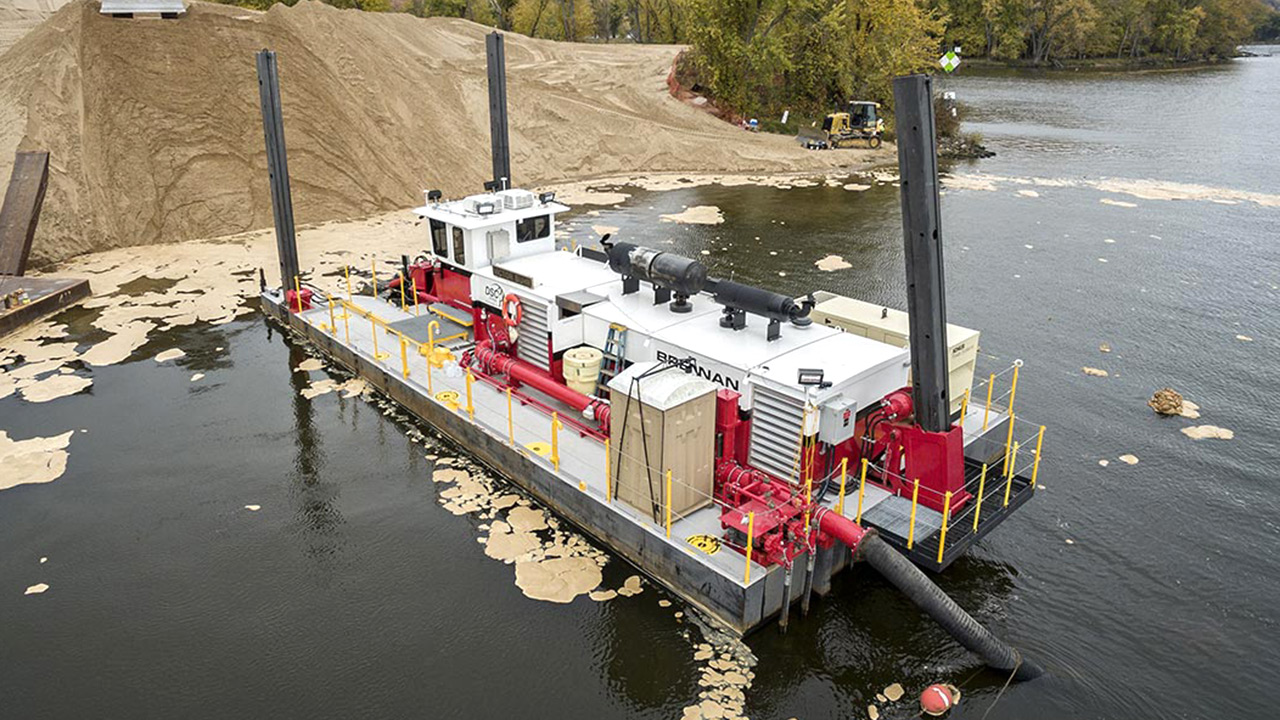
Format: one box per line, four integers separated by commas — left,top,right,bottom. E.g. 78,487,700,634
516,215,550,243
452,226,466,265
430,219,447,257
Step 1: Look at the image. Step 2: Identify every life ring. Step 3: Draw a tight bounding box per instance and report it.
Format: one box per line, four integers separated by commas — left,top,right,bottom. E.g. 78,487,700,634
502,293,523,326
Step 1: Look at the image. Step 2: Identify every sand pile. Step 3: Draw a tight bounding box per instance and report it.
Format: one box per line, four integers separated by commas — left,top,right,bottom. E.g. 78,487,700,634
0,0,69,54
0,0,876,267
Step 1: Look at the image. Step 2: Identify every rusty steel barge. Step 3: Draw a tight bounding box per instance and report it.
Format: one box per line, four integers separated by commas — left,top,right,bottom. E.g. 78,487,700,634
255,39,1045,679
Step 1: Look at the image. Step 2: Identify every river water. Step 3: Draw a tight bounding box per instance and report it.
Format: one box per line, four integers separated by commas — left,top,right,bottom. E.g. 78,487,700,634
3,49,1278,719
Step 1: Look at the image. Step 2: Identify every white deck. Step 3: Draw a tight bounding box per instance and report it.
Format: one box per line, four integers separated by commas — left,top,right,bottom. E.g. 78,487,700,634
296,294,945,588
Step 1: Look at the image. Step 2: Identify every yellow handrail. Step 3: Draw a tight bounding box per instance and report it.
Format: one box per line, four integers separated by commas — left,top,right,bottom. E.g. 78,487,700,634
465,368,475,421
907,479,920,550
936,490,952,565
1031,425,1046,488
744,511,756,584
1003,442,1019,507
972,463,988,532
835,457,848,515
982,372,995,431
550,412,561,471
855,458,868,524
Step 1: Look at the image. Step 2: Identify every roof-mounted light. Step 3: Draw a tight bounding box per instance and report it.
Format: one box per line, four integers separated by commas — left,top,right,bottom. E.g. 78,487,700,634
483,180,500,192
475,201,497,215
539,191,556,204
427,189,442,203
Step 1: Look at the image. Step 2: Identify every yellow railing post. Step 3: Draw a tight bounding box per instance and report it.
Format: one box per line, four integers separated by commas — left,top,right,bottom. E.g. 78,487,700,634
327,298,337,333
1002,412,1017,476
427,320,440,355
982,372,995,431
293,276,303,313
506,388,515,444
342,300,350,344
345,265,353,301
972,463,989,532
604,438,612,503
550,412,561,471
1003,442,1019,507
399,272,406,311
1031,425,1046,488
1008,362,1021,416
959,389,970,429
936,491,953,565
371,315,381,358
412,275,421,317
744,511,756,584
835,457,849,515
371,260,377,298
804,472,812,534
907,479,921,550
426,350,434,395
665,469,673,538
465,368,475,421
855,458,869,524
399,334,409,378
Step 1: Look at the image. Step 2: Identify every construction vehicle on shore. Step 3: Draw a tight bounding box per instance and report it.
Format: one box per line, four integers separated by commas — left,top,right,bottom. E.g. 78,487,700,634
802,101,884,150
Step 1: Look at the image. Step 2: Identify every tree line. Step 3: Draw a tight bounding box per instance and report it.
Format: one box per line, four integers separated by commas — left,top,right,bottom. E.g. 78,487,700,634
225,0,1277,117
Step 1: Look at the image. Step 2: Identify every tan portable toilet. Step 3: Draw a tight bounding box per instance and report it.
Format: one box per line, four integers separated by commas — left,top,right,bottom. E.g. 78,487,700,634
607,362,716,522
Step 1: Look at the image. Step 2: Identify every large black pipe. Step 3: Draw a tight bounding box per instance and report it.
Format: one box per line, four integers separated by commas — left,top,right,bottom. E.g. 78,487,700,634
859,535,1044,680
606,242,707,296
706,277,811,325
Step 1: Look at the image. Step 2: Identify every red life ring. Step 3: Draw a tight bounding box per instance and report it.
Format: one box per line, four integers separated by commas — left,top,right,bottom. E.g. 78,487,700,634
502,293,523,326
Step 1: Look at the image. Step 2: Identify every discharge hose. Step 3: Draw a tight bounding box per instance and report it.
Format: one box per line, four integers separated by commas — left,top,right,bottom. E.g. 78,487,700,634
857,534,1044,680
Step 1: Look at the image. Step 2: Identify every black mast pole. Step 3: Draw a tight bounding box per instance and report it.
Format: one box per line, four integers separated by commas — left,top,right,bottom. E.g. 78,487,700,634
486,32,511,190
893,74,950,433
256,49,299,291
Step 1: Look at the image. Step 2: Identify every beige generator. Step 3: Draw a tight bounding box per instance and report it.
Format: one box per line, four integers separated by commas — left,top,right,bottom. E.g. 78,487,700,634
808,291,980,416
607,362,717,522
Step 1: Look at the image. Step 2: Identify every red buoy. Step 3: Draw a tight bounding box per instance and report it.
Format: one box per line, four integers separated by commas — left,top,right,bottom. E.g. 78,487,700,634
920,684,955,716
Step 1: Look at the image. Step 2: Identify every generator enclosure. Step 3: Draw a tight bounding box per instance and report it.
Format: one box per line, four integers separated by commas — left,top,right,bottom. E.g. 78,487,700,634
608,363,717,521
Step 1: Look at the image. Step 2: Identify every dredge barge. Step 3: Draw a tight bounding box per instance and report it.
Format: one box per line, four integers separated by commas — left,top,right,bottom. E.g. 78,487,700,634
256,39,1045,678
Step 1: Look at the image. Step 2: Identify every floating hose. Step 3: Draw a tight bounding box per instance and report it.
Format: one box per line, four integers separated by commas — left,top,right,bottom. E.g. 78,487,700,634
858,535,1044,681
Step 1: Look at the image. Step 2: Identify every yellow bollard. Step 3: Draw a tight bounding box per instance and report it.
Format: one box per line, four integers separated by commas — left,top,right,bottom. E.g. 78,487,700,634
972,463,989,532
936,490,953,565
399,335,409,378
551,412,561,471
1004,442,1020,507
293,276,303,313
1001,412,1016,476
855,458,869,523
744,511,756,584
665,469,673,538
1031,425,1046,488
506,388,515,444
907,479,921,550
412,275,421,317
835,458,849,515
1008,363,1020,416
604,438,612,503
465,368,475,421
982,372,995,431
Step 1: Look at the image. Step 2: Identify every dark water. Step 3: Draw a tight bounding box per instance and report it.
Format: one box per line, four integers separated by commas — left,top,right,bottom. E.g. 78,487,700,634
4,51,1279,719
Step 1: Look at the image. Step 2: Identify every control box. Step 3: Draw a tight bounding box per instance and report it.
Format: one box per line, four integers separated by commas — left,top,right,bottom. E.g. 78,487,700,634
818,395,857,444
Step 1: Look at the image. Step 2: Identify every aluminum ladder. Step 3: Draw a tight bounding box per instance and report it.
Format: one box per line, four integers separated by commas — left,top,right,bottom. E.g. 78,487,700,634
597,323,627,397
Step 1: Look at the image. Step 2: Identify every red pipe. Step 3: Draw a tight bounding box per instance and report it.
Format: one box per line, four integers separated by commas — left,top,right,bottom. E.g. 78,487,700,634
475,341,611,428
817,509,870,554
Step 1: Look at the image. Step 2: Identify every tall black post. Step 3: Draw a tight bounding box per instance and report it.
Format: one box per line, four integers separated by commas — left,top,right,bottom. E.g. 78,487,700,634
486,31,512,189
256,49,299,289
893,74,950,434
